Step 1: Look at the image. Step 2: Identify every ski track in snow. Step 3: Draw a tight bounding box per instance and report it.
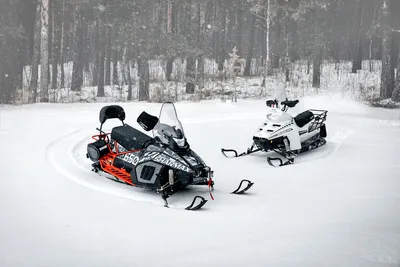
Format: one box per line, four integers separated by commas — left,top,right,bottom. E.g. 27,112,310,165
295,127,355,164
355,118,400,127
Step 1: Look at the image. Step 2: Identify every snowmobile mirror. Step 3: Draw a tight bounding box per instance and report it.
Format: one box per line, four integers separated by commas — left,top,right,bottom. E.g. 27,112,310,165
137,111,159,131
99,105,126,124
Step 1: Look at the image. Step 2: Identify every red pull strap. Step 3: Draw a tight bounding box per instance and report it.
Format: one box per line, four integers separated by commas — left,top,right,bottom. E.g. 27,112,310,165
208,178,214,200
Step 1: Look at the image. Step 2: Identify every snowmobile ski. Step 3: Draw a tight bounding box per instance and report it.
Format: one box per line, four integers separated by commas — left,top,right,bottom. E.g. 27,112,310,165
231,179,254,194
184,196,208,210
162,194,208,211
267,157,294,167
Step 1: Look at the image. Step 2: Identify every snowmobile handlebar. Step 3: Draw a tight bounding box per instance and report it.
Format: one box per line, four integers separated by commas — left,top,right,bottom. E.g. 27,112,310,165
281,99,299,108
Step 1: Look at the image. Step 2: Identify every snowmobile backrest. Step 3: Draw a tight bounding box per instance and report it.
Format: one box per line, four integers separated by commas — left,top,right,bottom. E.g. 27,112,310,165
99,105,126,124
137,111,159,131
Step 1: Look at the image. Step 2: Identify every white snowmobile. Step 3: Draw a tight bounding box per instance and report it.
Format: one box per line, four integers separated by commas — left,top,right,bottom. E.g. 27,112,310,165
221,98,328,167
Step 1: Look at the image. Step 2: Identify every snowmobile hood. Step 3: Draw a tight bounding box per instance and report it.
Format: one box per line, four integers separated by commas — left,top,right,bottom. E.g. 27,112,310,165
254,112,294,139
138,145,206,175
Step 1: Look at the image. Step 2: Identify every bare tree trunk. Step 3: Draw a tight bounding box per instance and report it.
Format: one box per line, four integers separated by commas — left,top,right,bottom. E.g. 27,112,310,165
138,56,149,101
185,0,196,93
380,0,394,99
244,13,256,76
234,1,244,58
369,0,377,72
29,3,41,103
92,21,100,86
352,0,364,73
51,0,60,90
112,49,119,85
196,2,205,89
71,7,84,91
265,0,272,76
217,0,226,72
313,42,322,89
105,25,112,86
186,57,196,93
97,19,106,97
392,39,400,102
126,41,133,100
39,0,49,102
59,0,65,88
166,0,176,81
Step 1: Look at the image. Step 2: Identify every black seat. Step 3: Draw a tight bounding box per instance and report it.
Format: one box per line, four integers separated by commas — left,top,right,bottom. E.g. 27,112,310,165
281,99,299,108
111,125,153,150
294,110,314,128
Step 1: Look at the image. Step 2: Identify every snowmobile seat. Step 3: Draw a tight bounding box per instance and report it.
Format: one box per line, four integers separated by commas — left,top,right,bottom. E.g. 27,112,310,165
281,99,299,108
294,110,314,128
111,125,153,151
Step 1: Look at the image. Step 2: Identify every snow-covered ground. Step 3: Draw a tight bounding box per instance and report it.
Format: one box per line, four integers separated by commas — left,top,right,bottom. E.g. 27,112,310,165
1,94,400,267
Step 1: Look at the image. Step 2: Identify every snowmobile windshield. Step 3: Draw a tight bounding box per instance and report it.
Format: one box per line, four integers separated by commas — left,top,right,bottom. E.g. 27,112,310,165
153,102,186,147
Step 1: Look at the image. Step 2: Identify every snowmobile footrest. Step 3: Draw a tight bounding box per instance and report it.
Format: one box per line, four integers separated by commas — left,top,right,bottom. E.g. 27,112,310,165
231,179,254,194
185,196,208,211
267,157,294,167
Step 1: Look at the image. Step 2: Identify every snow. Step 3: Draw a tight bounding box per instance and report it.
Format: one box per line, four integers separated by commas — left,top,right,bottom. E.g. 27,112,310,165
1,95,400,267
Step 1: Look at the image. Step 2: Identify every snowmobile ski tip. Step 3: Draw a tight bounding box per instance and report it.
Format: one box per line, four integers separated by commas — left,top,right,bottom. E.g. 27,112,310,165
231,179,254,194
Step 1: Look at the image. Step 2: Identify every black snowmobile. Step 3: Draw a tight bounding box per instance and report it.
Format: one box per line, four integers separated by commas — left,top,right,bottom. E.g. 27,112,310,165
86,102,253,210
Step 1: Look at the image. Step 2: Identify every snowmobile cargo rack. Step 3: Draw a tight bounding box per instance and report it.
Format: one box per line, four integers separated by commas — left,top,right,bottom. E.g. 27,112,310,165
307,109,327,132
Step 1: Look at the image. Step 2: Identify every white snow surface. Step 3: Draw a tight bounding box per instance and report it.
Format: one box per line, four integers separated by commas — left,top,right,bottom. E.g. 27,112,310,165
1,95,400,267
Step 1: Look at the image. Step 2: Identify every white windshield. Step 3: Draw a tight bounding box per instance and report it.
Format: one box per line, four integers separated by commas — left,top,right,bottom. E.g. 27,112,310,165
153,102,186,146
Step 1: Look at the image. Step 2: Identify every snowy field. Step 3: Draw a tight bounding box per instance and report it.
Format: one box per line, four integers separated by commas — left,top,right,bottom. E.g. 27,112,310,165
1,94,400,267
